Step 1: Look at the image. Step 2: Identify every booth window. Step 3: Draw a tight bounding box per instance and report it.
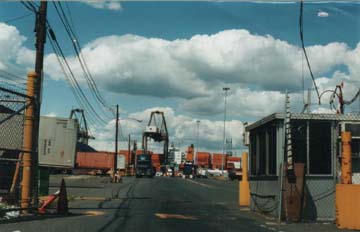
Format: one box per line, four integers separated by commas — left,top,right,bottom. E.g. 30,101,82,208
309,121,332,174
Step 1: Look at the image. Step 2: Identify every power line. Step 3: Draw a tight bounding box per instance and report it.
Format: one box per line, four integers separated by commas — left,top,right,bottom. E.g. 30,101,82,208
299,0,321,104
4,12,33,24
46,23,109,126
52,2,113,118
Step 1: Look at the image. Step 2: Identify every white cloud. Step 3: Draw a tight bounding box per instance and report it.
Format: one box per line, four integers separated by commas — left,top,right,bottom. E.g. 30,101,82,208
317,10,329,17
44,112,58,117
38,29,352,103
0,23,26,70
83,1,122,11
89,106,245,153
1,22,360,122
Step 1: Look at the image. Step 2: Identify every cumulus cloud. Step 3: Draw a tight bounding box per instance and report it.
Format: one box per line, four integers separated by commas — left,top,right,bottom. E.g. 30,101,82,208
37,29,352,104
89,106,245,153
1,21,360,121
83,1,122,11
0,23,26,70
317,10,329,17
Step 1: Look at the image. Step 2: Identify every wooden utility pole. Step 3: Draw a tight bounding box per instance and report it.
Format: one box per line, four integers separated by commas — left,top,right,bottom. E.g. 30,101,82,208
128,134,131,164
113,104,119,182
32,1,48,207
21,71,37,212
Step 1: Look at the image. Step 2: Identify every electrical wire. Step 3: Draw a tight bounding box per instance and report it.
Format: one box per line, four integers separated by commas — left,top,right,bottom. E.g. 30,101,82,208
4,12,33,24
47,31,101,127
299,0,321,104
46,23,108,126
52,2,113,118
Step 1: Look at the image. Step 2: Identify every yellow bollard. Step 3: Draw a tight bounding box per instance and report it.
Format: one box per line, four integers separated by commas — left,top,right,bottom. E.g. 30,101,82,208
341,132,352,184
239,152,250,207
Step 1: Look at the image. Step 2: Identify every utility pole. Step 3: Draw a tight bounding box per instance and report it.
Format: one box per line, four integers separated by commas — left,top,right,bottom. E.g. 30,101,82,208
128,134,131,164
195,120,200,164
32,1,48,207
113,104,119,182
222,87,230,173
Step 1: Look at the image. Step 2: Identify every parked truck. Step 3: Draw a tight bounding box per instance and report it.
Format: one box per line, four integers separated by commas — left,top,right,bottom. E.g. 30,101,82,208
136,154,155,178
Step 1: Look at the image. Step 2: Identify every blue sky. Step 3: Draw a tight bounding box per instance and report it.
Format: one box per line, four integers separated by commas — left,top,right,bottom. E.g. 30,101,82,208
0,1,359,152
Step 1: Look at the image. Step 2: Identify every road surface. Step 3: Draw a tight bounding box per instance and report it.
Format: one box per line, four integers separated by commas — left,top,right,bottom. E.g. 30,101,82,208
1,175,343,232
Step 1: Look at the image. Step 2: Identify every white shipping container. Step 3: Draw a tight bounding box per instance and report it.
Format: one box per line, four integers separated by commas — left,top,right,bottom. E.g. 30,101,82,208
38,117,79,168
117,155,126,170
174,151,182,164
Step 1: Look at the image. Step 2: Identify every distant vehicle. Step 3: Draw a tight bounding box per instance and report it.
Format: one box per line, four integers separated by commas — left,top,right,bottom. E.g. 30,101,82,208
136,154,155,178
196,167,207,178
227,163,242,180
183,162,196,179
155,171,163,177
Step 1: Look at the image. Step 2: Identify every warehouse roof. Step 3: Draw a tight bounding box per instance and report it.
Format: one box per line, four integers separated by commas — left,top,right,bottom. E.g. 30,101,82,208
246,113,360,131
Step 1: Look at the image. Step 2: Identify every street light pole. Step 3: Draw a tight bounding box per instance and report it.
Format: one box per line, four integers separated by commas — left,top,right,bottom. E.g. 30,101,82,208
195,120,200,164
222,87,230,173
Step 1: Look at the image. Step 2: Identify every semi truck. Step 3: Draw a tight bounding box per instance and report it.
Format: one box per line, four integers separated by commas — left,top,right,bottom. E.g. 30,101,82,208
182,162,196,179
136,154,155,178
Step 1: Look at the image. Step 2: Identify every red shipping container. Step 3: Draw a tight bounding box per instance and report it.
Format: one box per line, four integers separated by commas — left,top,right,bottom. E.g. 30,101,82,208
227,156,241,162
212,153,228,169
76,152,114,170
196,152,211,167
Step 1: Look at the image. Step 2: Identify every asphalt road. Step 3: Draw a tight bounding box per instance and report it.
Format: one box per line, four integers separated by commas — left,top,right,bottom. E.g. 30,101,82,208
1,175,344,232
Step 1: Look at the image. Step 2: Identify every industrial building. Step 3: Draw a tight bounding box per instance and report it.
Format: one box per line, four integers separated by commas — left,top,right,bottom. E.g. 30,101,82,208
245,113,360,220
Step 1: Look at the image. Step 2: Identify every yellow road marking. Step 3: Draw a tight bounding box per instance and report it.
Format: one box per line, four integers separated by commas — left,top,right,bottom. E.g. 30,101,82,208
155,213,198,220
83,210,106,216
186,179,215,189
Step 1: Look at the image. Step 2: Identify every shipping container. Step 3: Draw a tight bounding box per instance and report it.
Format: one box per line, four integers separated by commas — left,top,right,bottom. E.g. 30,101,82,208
39,116,79,168
196,152,211,167
119,150,132,165
76,152,114,170
212,153,228,169
117,154,126,170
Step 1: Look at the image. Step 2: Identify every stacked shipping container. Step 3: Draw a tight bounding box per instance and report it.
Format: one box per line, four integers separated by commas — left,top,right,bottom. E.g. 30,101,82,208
195,152,211,168
212,153,228,169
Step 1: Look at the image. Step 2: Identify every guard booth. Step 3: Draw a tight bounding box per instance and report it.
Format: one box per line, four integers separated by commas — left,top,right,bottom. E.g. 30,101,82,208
245,113,360,221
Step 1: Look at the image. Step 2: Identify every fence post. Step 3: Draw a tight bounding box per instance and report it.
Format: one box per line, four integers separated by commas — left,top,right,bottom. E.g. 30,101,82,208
21,71,37,212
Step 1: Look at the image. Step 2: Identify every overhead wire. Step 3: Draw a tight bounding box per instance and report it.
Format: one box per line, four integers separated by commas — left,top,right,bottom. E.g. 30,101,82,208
46,30,101,127
52,2,113,119
19,0,111,132
46,22,108,126
4,12,33,24
299,0,321,104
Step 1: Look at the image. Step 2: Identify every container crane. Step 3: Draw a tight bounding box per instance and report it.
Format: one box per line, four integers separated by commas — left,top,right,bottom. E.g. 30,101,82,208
69,109,95,145
142,111,169,163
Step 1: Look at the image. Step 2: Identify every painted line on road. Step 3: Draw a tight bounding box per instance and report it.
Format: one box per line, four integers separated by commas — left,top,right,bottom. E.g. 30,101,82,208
82,210,106,216
185,179,215,189
155,213,198,220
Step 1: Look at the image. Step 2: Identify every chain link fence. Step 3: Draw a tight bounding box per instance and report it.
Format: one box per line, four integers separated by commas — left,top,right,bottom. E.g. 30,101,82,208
0,79,28,205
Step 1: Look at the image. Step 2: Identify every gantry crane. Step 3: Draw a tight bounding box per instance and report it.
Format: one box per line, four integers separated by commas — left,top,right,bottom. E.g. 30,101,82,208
142,111,169,163
69,108,95,145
